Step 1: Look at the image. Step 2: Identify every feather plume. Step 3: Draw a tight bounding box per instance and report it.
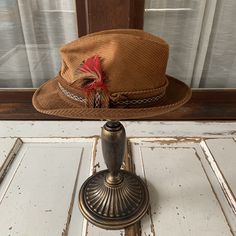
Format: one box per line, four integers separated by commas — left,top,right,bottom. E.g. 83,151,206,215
77,55,107,94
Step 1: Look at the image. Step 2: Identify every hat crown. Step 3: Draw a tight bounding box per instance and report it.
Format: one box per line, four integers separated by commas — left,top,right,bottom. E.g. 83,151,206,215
59,30,169,107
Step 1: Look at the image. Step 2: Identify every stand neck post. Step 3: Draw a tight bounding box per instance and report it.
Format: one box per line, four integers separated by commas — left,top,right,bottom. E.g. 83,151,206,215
101,121,126,184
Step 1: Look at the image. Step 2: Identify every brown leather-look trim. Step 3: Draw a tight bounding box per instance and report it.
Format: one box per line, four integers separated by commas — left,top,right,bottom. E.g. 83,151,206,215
110,78,168,101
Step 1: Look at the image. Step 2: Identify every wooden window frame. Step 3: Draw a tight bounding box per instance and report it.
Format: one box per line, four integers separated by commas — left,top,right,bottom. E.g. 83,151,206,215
0,0,236,120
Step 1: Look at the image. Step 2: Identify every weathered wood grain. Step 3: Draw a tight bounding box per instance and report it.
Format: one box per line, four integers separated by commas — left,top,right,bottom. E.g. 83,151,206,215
66,139,95,236
0,122,235,235
1,121,236,138
205,138,236,197
75,0,144,37
195,143,236,234
0,138,18,172
202,139,236,216
0,139,91,236
0,138,22,184
130,139,234,235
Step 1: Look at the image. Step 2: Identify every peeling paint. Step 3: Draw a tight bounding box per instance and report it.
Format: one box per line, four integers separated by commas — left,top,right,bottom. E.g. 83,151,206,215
129,137,201,145
200,140,236,215
91,138,99,175
93,162,100,173
203,131,236,136
0,138,23,185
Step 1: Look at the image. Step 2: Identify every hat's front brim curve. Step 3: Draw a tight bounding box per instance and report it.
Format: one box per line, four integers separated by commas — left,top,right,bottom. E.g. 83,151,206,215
32,75,191,120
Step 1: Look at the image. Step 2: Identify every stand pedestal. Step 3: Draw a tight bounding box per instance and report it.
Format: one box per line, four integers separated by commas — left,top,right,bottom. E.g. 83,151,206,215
79,121,149,229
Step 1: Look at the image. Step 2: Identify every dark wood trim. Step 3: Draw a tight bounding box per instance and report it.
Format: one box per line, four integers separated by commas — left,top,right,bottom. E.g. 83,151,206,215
75,0,88,37
76,0,145,37
0,90,236,120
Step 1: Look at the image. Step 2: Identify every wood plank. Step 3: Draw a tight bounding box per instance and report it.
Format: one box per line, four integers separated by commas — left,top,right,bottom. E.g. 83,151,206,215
195,142,236,234
129,138,236,233
67,139,95,236
0,122,235,235
203,139,236,214
0,140,87,236
204,138,236,196
1,121,236,138
75,0,144,37
130,140,233,235
1,90,236,120
0,138,22,183
0,138,18,170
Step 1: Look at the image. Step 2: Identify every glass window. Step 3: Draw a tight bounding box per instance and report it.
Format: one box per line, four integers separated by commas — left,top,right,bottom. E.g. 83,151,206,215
0,0,77,88
1,0,236,88
144,0,236,88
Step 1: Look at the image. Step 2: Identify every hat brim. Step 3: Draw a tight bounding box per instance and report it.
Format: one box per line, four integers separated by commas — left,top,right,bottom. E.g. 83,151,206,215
32,75,191,120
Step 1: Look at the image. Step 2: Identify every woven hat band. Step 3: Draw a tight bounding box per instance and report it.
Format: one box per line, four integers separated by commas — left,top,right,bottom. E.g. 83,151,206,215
58,81,166,109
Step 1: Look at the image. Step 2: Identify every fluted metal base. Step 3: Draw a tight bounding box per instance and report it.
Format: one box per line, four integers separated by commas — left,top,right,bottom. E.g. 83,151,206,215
79,170,149,229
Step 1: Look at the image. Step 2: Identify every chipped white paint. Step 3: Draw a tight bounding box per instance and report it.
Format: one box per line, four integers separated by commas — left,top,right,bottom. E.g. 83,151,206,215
1,121,236,138
0,139,93,236
130,137,201,144
193,144,236,234
0,138,17,166
200,140,236,215
0,138,22,183
0,122,235,235
131,140,234,235
205,138,236,196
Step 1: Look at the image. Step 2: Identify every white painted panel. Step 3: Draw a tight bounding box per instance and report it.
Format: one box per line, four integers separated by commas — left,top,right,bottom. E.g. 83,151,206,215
0,122,235,235
194,144,236,234
0,138,22,184
131,141,233,236
67,139,95,236
0,138,18,169
0,138,17,171
1,121,236,138
205,138,236,196
0,141,85,236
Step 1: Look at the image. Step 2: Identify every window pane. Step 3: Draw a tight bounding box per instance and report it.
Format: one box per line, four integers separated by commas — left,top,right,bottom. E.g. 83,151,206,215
200,0,236,88
144,0,206,87
0,0,77,88
144,0,236,88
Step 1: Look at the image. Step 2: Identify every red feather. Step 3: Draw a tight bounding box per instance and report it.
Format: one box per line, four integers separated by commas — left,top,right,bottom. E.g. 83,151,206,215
78,55,107,94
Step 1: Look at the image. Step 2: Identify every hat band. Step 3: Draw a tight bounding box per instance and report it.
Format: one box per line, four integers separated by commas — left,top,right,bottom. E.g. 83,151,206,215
58,82,86,103
58,82,164,107
112,94,164,106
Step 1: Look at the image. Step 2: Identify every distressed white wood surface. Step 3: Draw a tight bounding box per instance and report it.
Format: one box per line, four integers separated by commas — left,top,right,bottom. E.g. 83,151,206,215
0,138,18,171
130,139,234,236
0,138,22,183
205,138,236,196
1,121,236,138
203,138,236,216
0,121,235,235
68,138,123,236
195,142,236,234
0,139,94,236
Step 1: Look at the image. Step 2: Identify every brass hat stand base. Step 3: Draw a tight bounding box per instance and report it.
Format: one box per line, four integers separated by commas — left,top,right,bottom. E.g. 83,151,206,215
79,121,149,230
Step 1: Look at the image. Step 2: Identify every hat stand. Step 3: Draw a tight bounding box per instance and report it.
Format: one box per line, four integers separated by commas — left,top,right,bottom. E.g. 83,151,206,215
79,121,149,229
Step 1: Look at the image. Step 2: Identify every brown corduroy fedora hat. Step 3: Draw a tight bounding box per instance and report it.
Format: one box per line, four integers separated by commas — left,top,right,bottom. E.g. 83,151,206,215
32,29,191,120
